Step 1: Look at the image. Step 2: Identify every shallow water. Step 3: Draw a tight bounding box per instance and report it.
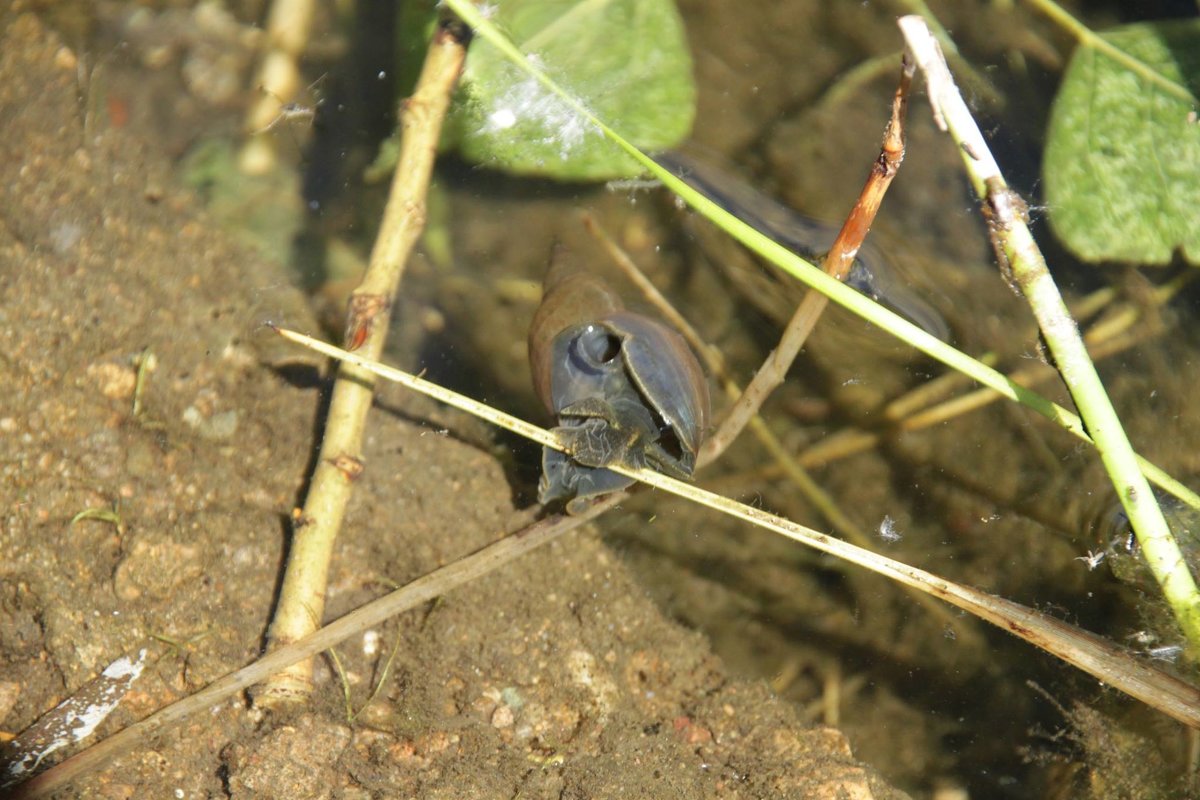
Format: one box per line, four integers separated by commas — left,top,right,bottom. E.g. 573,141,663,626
420,2,1200,796
4,1,1200,798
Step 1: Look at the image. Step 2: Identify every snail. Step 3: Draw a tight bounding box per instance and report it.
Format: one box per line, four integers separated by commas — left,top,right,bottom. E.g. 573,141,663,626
528,248,710,513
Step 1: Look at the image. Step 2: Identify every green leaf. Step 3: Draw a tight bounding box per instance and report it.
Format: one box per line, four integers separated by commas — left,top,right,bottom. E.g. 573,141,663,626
444,0,695,180
1044,20,1200,266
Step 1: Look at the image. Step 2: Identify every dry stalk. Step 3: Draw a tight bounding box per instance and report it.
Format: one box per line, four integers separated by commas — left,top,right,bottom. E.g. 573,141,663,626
239,0,318,174
701,57,914,462
899,15,1200,651
257,15,469,706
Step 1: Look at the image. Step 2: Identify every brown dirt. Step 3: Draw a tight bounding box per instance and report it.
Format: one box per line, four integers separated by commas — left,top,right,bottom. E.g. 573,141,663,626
0,11,909,800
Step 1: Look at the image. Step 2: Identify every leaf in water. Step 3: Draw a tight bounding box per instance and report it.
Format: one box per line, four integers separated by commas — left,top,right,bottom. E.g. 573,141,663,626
1043,20,1200,266
445,0,695,180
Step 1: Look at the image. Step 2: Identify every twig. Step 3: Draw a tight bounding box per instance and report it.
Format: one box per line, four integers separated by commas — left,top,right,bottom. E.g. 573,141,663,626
238,0,318,174
899,15,1200,654
257,14,469,706
702,56,913,462
887,0,1002,107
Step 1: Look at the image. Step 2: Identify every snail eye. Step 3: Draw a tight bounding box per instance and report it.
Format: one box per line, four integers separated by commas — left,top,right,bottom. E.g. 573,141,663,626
575,326,621,366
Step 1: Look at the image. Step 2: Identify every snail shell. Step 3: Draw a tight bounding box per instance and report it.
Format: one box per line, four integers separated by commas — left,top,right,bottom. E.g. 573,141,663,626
528,257,623,414
528,249,709,510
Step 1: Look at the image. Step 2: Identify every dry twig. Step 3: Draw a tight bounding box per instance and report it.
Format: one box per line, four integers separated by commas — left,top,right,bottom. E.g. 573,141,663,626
257,14,470,706
701,57,914,462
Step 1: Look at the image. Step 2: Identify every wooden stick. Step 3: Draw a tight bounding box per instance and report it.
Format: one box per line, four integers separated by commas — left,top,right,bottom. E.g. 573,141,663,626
900,14,1200,655
257,14,469,707
238,0,317,174
700,57,914,463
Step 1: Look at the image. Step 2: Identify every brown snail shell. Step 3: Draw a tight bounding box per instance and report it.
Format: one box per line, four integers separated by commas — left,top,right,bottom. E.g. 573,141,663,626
527,247,710,510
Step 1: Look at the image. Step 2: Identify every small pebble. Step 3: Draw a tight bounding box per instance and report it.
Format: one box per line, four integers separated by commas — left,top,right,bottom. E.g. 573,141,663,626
491,704,514,729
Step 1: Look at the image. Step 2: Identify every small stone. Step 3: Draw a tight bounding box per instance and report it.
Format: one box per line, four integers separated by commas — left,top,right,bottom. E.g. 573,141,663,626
0,680,20,725
53,46,77,70
88,362,136,400
490,704,514,729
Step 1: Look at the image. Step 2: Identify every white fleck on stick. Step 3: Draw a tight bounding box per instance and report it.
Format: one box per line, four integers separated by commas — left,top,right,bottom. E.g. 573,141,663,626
2,650,147,786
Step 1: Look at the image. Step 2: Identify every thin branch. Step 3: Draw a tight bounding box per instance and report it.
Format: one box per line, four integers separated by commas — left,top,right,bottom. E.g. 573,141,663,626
257,14,470,706
702,56,914,462
238,0,318,174
887,0,1003,107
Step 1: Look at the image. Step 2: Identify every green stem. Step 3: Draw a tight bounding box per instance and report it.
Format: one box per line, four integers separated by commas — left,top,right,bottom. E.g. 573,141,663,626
1023,0,1197,104
899,15,1200,653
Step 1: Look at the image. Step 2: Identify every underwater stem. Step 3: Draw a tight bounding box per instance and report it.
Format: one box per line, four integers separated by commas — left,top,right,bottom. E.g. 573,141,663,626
257,14,469,706
899,15,1200,655
239,0,317,174
1021,0,1197,104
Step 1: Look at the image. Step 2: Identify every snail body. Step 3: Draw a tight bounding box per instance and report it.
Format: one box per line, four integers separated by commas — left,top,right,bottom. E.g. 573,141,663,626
528,252,709,513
